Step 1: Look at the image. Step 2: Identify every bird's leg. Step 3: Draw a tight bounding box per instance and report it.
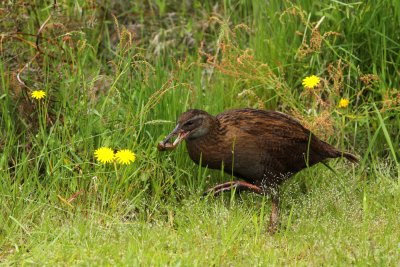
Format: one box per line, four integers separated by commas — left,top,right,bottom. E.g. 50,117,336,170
267,190,279,234
203,180,263,196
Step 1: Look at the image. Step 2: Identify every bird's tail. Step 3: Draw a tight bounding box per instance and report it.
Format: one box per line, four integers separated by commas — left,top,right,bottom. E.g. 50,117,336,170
339,151,359,163
318,138,359,164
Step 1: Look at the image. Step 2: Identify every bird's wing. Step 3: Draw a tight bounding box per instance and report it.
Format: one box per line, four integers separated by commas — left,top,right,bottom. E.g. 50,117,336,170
217,109,312,146
216,109,326,170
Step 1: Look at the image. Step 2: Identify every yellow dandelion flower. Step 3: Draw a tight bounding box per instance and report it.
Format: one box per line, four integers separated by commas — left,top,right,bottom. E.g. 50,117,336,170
302,75,320,90
115,149,136,165
31,90,46,100
338,98,349,108
94,147,115,164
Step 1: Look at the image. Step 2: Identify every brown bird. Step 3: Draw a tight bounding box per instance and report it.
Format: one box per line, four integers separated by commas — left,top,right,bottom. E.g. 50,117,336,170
158,108,358,233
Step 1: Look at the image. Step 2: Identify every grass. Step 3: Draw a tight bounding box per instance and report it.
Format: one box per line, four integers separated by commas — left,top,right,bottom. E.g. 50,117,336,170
1,0,400,265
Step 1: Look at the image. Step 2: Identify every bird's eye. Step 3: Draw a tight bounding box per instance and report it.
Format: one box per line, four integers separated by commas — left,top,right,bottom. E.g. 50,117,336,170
185,121,194,126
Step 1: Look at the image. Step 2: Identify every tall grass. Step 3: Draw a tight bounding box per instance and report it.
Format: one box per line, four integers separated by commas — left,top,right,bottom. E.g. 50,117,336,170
0,0,399,265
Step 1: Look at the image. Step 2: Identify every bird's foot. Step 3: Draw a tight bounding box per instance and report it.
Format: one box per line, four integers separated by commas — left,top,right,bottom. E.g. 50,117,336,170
203,181,263,196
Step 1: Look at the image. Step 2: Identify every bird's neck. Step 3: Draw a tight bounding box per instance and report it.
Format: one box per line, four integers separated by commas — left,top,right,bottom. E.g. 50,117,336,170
185,118,227,167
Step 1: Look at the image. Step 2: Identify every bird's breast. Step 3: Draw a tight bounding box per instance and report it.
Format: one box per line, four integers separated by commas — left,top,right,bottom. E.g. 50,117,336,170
185,136,232,170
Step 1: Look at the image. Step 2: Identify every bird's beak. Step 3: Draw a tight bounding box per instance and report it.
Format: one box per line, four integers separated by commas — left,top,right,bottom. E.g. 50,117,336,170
157,124,189,151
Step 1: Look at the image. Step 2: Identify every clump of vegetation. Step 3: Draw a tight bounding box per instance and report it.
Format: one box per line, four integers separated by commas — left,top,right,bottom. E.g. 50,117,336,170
0,0,399,265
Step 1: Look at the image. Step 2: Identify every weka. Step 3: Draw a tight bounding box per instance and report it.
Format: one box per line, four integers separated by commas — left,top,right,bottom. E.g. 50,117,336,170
158,108,358,233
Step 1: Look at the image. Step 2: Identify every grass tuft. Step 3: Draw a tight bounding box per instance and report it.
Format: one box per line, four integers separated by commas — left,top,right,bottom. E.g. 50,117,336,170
0,0,399,265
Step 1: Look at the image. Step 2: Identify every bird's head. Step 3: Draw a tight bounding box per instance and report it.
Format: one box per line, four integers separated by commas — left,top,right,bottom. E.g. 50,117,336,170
157,109,214,151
